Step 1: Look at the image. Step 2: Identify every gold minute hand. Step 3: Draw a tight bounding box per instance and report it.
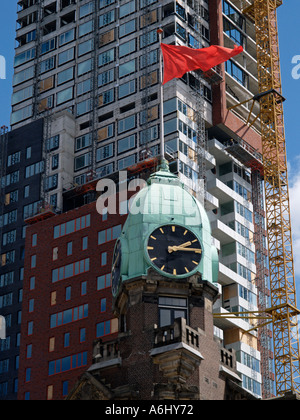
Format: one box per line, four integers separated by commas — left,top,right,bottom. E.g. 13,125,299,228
168,246,202,253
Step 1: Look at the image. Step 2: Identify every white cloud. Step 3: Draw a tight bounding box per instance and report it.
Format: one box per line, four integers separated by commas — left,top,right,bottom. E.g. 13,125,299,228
289,157,300,277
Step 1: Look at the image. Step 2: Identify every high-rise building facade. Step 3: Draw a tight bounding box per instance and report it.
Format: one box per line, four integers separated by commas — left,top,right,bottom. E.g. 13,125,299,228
0,0,274,399
0,120,44,399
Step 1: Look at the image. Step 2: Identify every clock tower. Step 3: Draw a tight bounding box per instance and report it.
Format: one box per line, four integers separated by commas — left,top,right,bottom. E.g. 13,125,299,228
69,163,245,400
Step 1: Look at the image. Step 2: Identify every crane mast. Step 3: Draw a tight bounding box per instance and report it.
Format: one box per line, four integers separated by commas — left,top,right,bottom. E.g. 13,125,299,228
242,0,300,396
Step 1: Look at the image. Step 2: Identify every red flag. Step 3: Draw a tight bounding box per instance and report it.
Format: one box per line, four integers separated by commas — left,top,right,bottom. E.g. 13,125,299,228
161,43,243,85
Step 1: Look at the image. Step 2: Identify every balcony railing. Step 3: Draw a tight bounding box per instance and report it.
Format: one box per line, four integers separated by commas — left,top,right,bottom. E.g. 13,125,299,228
153,317,201,354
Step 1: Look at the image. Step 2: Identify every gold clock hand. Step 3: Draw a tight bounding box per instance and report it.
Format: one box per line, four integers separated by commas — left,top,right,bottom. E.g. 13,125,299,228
168,241,192,253
174,247,202,253
112,252,120,271
168,246,202,253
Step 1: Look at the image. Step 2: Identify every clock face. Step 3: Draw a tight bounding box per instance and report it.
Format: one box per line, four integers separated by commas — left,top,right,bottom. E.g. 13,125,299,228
112,240,122,297
146,224,202,277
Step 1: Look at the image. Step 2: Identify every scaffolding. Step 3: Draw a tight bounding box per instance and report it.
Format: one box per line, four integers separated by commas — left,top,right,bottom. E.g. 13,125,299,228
251,169,273,398
32,0,44,120
139,0,156,161
40,110,52,207
189,0,222,202
192,0,208,199
90,0,100,177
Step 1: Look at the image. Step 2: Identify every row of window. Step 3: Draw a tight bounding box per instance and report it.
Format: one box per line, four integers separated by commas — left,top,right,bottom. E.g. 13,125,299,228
53,214,91,239
50,304,88,329
51,258,90,283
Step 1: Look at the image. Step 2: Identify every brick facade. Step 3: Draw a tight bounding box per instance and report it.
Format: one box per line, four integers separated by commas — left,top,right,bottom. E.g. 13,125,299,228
18,200,127,400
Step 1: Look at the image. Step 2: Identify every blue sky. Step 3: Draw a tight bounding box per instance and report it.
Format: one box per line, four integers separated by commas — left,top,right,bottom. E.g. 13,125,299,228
0,1,300,290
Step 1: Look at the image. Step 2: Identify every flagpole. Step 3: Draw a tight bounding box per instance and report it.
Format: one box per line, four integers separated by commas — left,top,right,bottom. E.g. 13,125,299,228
157,28,165,162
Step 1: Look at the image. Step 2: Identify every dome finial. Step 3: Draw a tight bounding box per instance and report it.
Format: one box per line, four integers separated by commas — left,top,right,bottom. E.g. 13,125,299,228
159,157,170,172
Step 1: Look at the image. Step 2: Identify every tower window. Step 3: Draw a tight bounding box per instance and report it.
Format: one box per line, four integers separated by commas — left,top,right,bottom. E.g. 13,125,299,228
158,297,187,327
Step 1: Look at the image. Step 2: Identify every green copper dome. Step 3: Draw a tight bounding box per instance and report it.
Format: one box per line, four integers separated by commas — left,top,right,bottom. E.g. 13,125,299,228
114,162,218,291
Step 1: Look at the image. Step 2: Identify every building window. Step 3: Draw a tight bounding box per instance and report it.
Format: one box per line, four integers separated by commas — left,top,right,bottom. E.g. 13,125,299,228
57,67,74,85
57,87,73,105
100,252,107,266
67,241,73,256
225,59,248,88
98,68,114,87
31,233,37,247
25,368,31,383
47,385,53,401
31,255,36,268
97,123,114,142
7,151,21,167
78,58,92,76
2,230,17,246
119,39,136,58
119,0,136,18
75,133,92,152
28,299,34,313
96,143,114,163
51,291,57,306
26,344,32,359
58,47,75,66
98,224,122,245
25,161,44,178
99,10,115,27
117,154,136,170
79,20,93,37
65,286,71,301
80,328,86,343
76,99,92,117
98,48,115,66
82,236,88,250
118,79,136,99
49,337,55,352
118,134,135,155
100,298,106,313
119,59,136,78
28,321,33,336
59,28,75,46
118,114,136,134
62,381,69,397
64,333,70,348
30,277,35,290
77,79,92,96
81,281,87,296
98,88,114,107
97,273,111,290
119,18,136,37
158,297,188,327
96,318,118,338
78,39,93,56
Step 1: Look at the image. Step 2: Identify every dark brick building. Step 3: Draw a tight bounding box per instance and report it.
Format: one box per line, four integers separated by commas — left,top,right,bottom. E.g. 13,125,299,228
17,196,128,400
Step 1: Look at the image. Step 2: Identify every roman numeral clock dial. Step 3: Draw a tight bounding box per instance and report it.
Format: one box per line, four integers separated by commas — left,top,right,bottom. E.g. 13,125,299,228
146,225,202,277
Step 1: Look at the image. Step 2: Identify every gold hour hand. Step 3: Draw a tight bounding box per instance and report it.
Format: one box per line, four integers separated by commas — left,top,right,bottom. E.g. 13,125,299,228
168,241,191,253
